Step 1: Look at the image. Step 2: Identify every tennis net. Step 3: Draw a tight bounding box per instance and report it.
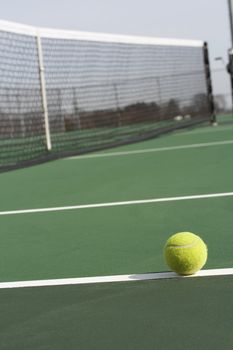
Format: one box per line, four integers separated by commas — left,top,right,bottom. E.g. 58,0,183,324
0,20,215,171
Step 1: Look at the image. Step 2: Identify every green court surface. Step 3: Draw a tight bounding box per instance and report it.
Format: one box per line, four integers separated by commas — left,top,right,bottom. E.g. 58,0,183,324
0,277,233,350
0,120,233,349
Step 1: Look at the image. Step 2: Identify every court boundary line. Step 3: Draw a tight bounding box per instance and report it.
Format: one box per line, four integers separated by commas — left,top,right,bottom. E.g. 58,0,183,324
0,191,233,216
0,268,232,289
66,140,233,160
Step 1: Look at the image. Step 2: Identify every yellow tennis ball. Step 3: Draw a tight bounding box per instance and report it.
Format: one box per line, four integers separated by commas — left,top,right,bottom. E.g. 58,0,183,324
164,232,208,275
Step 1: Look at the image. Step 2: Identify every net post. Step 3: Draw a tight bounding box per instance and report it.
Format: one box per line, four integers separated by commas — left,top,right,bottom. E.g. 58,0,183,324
227,49,233,117
36,30,52,151
227,1,233,118
203,42,216,124
228,0,233,47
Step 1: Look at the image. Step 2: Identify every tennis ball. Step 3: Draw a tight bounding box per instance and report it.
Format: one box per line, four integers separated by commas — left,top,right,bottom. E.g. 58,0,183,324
164,232,207,275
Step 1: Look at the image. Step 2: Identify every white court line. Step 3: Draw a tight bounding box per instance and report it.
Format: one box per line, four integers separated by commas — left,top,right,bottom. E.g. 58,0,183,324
0,192,233,216
0,268,232,289
67,140,233,160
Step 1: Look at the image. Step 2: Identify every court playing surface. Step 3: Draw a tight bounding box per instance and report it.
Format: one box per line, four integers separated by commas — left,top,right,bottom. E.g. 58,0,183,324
0,117,233,349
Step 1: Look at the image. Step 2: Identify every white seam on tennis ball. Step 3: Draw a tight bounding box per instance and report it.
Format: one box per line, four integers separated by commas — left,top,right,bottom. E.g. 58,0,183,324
166,240,200,249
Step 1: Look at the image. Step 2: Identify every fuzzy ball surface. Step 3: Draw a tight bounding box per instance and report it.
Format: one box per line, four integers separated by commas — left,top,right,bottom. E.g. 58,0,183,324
164,232,208,275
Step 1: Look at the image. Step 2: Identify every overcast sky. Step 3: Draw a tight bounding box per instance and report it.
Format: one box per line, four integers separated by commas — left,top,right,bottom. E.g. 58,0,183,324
0,0,231,100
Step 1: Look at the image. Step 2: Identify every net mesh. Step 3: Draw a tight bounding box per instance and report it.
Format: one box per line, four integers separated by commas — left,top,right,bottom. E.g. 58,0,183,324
0,30,47,168
0,23,213,171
